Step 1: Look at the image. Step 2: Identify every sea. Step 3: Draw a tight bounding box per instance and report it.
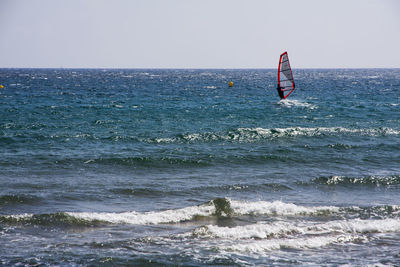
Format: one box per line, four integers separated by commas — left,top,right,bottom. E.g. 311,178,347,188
0,68,399,266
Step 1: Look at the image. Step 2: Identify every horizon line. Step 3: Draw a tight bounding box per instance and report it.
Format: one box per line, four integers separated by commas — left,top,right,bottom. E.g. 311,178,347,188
1,67,400,70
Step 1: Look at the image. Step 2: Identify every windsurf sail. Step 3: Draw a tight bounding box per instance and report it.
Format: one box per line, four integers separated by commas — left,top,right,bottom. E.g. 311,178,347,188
277,51,295,99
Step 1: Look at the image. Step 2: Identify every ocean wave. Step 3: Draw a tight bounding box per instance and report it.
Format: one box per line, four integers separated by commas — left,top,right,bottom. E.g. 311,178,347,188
190,218,400,241
66,204,215,225
0,199,338,227
191,221,304,240
219,234,364,253
187,216,400,254
308,175,400,186
151,127,400,144
194,217,400,253
3,199,399,228
229,200,338,217
343,205,400,219
66,199,338,225
2,126,398,146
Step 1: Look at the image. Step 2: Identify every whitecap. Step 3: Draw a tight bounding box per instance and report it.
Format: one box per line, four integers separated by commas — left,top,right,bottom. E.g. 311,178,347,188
277,99,317,109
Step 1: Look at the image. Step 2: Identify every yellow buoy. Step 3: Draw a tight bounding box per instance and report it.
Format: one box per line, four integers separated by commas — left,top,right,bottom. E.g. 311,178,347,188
0,85,4,89
228,81,233,87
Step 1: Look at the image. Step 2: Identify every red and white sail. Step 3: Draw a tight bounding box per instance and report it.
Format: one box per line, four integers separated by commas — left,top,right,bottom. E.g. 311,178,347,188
278,51,295,99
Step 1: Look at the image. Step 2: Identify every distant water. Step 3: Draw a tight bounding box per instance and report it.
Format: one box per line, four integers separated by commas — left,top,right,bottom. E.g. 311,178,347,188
1,68,400,266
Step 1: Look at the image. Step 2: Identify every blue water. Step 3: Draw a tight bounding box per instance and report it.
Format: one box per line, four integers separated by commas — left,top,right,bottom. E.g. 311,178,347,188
1,68,400,266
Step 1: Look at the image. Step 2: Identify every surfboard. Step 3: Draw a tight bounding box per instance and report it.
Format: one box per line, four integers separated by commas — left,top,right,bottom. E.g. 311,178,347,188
277,51,295,99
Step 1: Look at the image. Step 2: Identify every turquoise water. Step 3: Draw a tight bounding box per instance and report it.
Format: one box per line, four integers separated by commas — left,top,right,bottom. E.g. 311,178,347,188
1,69,400,266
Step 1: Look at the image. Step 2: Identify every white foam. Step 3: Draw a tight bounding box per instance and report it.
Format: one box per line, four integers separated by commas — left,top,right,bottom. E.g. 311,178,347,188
67,204,214,225
153,137,175,143
278,99,317,109
210,218,400,253
222,234,362,253
151,126,400,144
66,200,338,225
4,213,34,220
311,218,400,234
191,221,304,240
238,127,400,137
190,218,400,240
230,200,339,216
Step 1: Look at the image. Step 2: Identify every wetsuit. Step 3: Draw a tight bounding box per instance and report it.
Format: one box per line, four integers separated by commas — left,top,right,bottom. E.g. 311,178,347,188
276,85,284,99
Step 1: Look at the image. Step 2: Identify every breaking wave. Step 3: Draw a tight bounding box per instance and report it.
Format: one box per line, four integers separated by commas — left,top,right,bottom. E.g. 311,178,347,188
0,199,339,227
219,235,364,253
191,218,400,240
65,199,339,225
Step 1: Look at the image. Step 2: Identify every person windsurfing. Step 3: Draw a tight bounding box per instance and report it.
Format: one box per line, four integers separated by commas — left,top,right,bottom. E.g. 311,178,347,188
276,84,284,99
276,51,295,100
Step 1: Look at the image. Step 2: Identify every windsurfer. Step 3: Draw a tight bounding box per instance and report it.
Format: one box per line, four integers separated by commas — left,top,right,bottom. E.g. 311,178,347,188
276,84,284,99
276,51,295,100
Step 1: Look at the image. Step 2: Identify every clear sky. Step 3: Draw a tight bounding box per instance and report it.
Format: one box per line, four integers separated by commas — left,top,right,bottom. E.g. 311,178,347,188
0,0,399,68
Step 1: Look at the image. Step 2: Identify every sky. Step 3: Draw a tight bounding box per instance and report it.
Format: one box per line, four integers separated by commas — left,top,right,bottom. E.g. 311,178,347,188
0,0,399,68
